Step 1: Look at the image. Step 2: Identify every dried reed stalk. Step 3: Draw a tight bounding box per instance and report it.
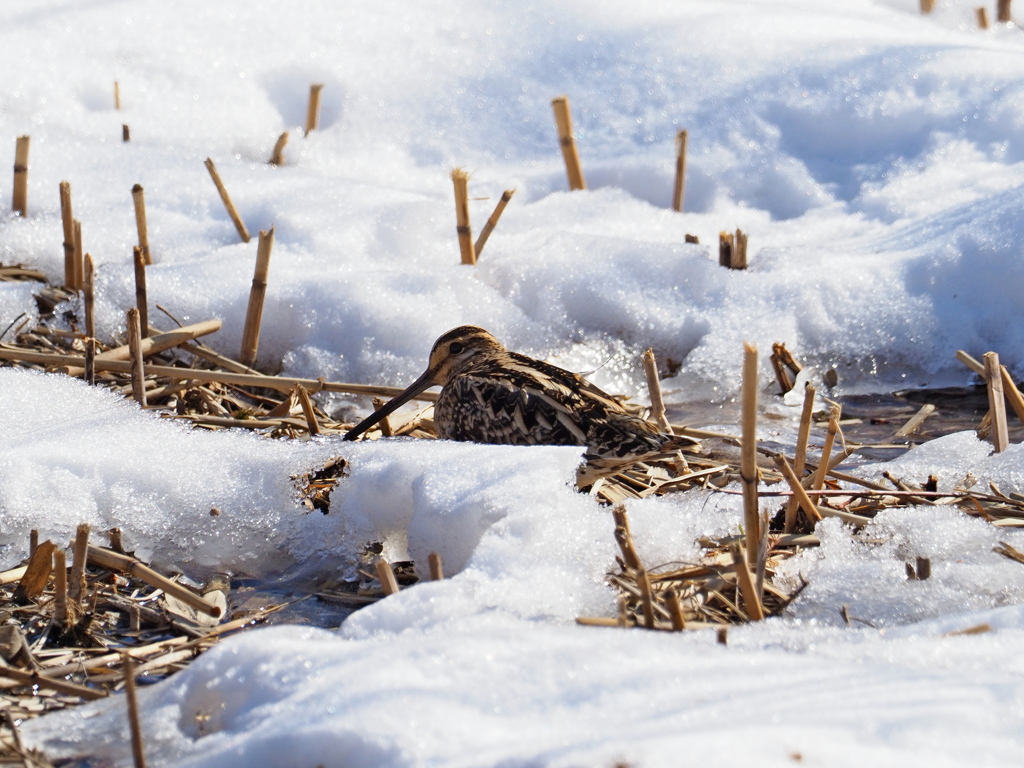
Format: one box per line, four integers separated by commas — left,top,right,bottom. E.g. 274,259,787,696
69,523,90,604
60,181,76,287
672,129,688,212
956,349,984,375
240,227,275,367
428,552,444,581
87,545,222,618
770,342,801,394
611,503,642,571
451,168,476,266
73,219,84,290
53,549,68,629
473,189,515,257
985,351,1009,452
58,319,225,380
114,81,121,110
127,308,147,407
122,653,148,768
920,0,934,12
734,229,748,268
15,540,55,602
375,559,399,596
0,346,441,401
371,397,394,436
636,568,656,628
774,454,823,524
740,343,760,565
551,96,586,190
133,247,149,339
729,543,764,620
784,384,816,532
0,665,106,701
270,131,289,165
131,184,152,265
12,136,29,217
719,231,733,268
29,530,38,558
894,403,935,438
1000,365,1024,424
998,0,1012,22
811,405,841,491
204,158,251,243
305,84,324,136
770,347,793,394
666,589,686,631
295,385,320,436
642,348,673,433
977,6,990,27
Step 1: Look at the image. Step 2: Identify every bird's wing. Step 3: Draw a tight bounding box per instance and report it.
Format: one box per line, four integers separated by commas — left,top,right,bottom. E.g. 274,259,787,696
439,371,588,447
505,353,627,413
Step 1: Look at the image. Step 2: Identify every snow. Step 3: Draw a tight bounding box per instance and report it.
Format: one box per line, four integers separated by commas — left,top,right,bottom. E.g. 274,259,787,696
1,0,1024,764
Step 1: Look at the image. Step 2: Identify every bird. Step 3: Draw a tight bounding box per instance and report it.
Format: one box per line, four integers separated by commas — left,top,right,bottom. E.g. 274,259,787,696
343,326,699,483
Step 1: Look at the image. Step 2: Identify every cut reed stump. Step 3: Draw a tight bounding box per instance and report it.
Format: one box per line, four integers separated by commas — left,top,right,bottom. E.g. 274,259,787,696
132,184,152,265
53,550,68,630
240,227,275,367
375,559,400,596
123,652,148,768
978,6,990,27
133,247,149,339
985,351,1009,452
473,189,515,258
73,220,84,291
60,182,76,287
719,230,748,269
122,125,131,143
114,81,121,110
204,158,251,243
784,383,817,532
998,0,1012,22
672,129,688,212
69,524,90,605
770,342,801,395
83,254,96,384
642,348,672,433
920,0,935,12
740,343,760,565
127,308,147,407
551,96,586,191
428,552,444,581
295,385,320,436
305,84,324,136
451,168,476,266
11,136,32,220
270,131,289,165
12,136,29,217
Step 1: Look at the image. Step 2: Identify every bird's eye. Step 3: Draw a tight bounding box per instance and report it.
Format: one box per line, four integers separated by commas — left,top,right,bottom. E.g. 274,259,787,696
450,342,464,354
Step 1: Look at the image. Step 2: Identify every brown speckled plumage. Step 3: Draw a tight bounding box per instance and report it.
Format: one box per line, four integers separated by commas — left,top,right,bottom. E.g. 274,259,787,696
344,326,698,477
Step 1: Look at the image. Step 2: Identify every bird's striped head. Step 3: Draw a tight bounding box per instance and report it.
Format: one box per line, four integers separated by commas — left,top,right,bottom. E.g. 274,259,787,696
425,325,507,386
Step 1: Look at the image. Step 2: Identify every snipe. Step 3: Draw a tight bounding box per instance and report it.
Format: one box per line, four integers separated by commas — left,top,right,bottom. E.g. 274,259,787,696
343,326,698,482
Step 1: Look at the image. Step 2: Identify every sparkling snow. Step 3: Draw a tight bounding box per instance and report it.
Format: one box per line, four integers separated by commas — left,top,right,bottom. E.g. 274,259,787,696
3,0,1024,764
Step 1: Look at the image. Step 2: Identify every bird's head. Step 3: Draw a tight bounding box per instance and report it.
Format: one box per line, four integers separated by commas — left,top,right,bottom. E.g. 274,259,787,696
425,325,506,386
343,325,506,441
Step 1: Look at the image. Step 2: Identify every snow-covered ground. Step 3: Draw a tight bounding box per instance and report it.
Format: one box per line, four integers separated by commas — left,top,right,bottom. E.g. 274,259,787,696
4,0,1024,764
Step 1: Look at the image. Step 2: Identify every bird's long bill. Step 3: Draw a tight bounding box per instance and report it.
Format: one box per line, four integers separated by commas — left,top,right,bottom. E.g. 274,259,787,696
343,367,438,441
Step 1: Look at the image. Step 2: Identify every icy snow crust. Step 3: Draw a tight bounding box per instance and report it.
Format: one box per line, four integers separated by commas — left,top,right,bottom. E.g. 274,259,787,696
4,0,1024,764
